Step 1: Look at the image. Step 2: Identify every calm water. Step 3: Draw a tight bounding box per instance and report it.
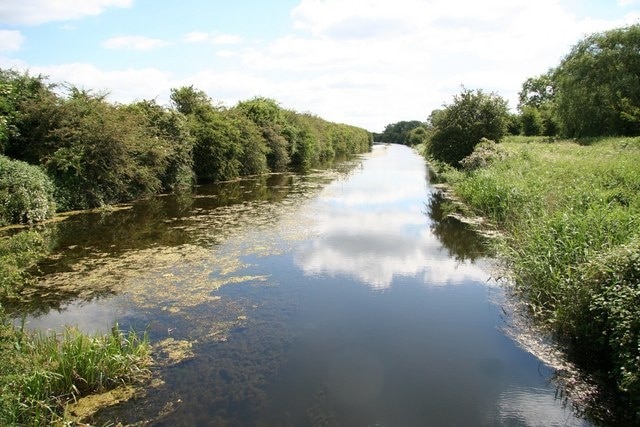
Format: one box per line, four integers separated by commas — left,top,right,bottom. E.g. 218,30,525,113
20,144,589,426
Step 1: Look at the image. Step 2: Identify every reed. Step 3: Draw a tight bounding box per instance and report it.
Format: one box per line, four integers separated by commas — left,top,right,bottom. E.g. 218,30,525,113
0,318,150,426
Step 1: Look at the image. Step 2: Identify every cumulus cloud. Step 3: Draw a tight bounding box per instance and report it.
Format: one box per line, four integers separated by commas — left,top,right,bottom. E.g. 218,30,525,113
102,35,169,51
183,31,243,45
0,30,24,52
30,63,172,103
0,0,132,25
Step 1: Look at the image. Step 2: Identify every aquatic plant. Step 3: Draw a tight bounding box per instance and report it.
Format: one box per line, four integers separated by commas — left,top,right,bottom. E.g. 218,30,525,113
0,317,150,426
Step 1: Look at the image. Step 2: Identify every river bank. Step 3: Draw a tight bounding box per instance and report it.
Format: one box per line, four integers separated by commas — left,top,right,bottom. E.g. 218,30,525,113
425,135,640,424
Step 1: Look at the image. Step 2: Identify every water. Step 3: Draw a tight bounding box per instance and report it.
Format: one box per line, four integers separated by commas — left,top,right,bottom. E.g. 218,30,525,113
19,144,589,426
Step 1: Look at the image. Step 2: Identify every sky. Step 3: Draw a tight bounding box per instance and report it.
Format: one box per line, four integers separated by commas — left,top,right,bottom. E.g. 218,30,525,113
0,0,638,132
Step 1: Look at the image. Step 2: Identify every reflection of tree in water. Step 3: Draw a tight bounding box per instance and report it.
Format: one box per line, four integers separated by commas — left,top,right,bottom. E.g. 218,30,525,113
427,192,487,262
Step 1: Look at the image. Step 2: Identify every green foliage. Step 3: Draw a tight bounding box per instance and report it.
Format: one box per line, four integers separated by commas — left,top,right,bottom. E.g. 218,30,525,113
406,126,429,146
46,90,173,210
458,138,506,171
518,71,555,111
0,319,150,426
428,88,509,167
169,85,212,116
554,24,640,137
520,106,544,136
125,100,195,191
505,113,521,135
0,156,56,226
188,107,244,182
235,97,290,171
0,70,60,163
578,239,640,405
374,120,425,145
437,136,640,423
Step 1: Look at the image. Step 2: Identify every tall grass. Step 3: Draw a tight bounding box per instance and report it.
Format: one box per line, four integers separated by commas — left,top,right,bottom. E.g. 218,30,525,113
0,317,150,426
435,136,640,422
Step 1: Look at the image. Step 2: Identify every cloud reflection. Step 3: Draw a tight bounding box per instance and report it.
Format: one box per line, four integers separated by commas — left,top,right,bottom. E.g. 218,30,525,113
295,145,490,289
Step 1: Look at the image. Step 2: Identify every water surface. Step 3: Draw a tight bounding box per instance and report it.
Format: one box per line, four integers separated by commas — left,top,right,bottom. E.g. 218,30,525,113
22,144,588,426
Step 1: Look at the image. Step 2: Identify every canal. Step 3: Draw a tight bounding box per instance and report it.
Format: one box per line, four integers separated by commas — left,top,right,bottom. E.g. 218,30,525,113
21,144,588,426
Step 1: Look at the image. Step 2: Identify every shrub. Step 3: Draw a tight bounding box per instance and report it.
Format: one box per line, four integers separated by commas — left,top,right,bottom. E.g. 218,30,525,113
0,155,55,226
459,138,506,171
428,88,509,167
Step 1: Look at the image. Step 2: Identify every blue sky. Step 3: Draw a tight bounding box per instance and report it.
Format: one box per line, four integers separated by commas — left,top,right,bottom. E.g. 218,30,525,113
1,0,638,131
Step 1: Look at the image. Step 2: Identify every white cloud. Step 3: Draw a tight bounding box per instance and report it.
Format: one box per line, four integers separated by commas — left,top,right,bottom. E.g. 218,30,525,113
0,0,132,25
30,63,172,103
0,30,24,52
102,35,169,51
5,0,637,131
183,31,243,45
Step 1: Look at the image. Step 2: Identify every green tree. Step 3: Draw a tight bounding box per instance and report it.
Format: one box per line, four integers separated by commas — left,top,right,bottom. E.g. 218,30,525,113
518,71,555,111
428,88,509,166
553,24,640,137
235,97,290,171
520,106,544,136
0,69,61,163
125,100,195,191
46,89,172,209
406,126,429,146
375,120,424,145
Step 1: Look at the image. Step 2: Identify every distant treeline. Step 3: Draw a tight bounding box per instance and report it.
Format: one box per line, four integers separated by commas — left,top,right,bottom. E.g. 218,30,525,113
377,24,640,166
0,71,372,226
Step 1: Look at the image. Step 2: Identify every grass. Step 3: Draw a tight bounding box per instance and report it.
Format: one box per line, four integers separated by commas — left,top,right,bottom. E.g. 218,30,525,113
433,136,640,423
0,315,151,426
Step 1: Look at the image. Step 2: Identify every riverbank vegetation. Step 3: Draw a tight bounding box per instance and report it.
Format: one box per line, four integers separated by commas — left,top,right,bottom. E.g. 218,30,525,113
405,23,640,424
0,316,150,425
0,70,371,424
434,136,640,422
1,70,371,219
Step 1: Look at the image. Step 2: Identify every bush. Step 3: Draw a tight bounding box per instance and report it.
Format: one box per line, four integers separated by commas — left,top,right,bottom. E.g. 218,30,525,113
580,240,640,410
520,106,544,136
428,88,509,167
459,138,506,171
0,156,55,226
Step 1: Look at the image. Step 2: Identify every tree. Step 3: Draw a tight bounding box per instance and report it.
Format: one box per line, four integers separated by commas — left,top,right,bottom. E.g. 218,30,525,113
427,88,509,167
0,69,61,163
518,71,555,111
520,106,544,136
235,97,290,171
553,24,640,137
375,120,424,145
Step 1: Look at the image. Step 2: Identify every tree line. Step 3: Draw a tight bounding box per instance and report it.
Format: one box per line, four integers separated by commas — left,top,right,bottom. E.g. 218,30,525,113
0,74,372,226
378,24,639,166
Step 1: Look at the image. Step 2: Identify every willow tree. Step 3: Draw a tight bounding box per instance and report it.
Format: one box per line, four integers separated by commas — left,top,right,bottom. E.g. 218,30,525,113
554,24,640,137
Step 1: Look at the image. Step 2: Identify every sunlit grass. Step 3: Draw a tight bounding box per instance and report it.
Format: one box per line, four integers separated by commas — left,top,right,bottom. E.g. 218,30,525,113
0,318,150,426
434,136,640,422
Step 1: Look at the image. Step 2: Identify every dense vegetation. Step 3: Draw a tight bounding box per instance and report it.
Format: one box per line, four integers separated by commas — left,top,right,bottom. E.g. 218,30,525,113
373,120,427,145
402,23,640,425
0,70,371,219
0,318,150,425
0,70,370,424
435,137,640,423
518,24,640,138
